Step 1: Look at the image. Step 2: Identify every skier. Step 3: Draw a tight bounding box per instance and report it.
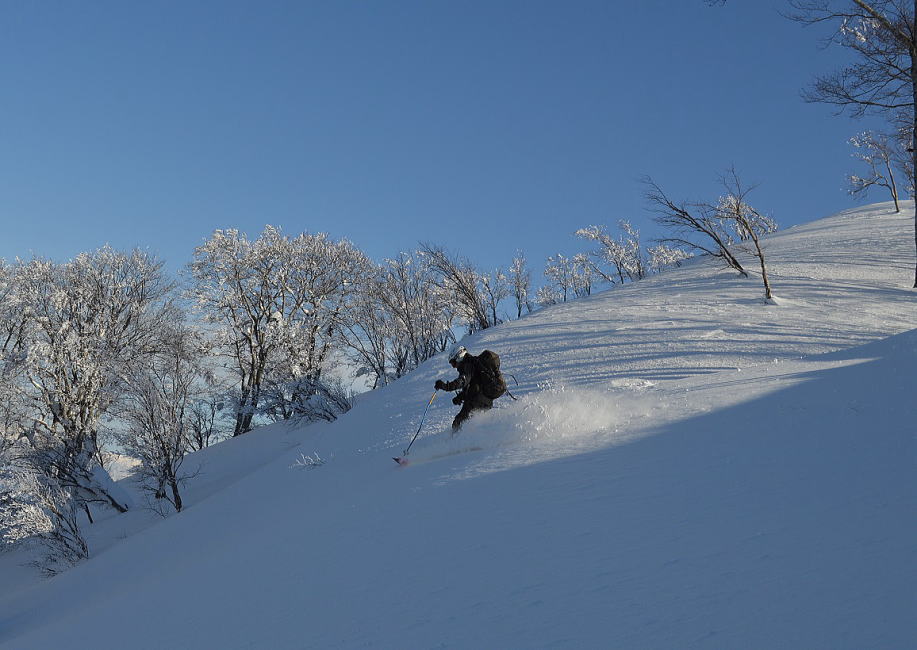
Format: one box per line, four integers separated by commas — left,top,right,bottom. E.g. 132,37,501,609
434,345,506,432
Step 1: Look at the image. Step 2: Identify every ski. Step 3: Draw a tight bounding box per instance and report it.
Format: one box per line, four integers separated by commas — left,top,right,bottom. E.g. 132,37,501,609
392,446,483,468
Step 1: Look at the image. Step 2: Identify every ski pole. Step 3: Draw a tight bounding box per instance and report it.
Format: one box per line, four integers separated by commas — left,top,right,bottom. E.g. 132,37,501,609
402,391,438,456
505,373,520,401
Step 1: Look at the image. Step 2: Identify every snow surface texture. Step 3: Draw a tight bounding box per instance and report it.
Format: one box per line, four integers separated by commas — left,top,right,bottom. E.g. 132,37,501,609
1,203,915,649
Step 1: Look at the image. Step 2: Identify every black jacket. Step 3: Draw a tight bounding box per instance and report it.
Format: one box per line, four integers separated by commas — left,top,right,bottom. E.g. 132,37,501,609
441,355,493,408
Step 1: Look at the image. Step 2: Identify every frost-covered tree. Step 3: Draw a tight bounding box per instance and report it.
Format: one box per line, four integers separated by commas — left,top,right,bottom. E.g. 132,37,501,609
572,253,596,297
261,374,354,424
189,227,371,434
720,196,778,243
340,251,454,389
714,168,777,300
648,244,692,273
339,271,403,389
574,225,620,284
618,221,648,281
0,260,29,458
509,251,533,318
266,232,371,421
788,0,917,286
536,284,561,307
15,247,174,516
847,130,901,211
377,252,454,370
420,244,494,333
1,248,172,569
575,220,647,285
544,254,576,302
890,117,916,197
187,394,228,452
114,322,209,513
481,268,509,327
190,227,273,434
0,462,89,574
0,260,28,359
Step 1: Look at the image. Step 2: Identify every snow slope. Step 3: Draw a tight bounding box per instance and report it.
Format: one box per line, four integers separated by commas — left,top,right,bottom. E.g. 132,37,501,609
1,203,915,649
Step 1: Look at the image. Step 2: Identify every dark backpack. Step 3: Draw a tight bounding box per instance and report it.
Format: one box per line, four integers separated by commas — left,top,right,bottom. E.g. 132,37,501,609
475,350,507,399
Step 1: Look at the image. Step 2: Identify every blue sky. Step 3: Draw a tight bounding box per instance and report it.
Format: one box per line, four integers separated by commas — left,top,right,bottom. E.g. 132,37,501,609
0,0,888,277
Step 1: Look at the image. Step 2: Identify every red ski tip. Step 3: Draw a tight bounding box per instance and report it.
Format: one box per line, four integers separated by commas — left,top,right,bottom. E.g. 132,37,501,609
393,457,409,466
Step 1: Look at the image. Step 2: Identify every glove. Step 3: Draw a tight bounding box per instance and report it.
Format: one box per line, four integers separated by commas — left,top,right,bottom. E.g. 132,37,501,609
434,380,445,390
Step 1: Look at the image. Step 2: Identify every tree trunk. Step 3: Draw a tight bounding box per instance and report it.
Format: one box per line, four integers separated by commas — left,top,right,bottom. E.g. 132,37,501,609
884,158,900,212
758,248,773,300
234,382,250,436
103,491,130,513
912,1,917,288
170,477,183,513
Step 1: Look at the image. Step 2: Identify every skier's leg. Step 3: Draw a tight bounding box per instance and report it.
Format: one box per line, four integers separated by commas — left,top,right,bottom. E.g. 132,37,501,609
452,403,473,433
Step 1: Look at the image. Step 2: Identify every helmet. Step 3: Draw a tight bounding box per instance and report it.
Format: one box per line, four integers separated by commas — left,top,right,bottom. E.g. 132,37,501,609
448,345,467,363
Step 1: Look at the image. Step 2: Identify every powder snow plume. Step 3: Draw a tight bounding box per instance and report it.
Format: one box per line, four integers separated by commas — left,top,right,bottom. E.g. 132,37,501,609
422,382,654,481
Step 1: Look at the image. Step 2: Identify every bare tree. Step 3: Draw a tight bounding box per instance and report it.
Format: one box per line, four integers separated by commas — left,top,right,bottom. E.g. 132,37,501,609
646,168,777,300
788,0,917,286
644,176,749,277
847,130,902,210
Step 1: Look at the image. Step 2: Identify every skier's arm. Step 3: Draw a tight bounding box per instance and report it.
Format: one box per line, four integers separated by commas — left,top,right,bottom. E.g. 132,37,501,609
436,373,470,392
